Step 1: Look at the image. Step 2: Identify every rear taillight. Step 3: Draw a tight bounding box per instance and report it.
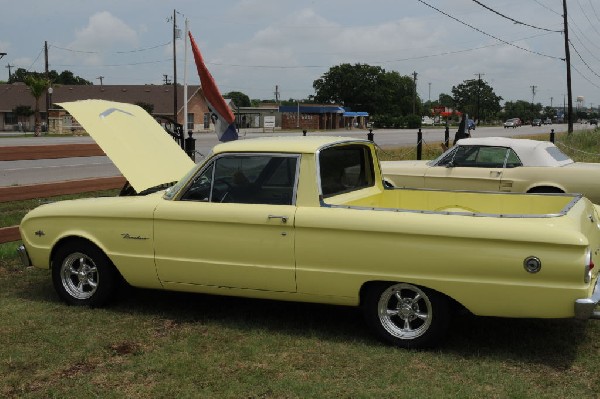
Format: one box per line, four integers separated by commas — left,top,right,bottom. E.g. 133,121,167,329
584,249,594,283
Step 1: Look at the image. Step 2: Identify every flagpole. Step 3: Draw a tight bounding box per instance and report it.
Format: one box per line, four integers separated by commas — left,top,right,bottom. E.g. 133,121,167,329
184,18,189,138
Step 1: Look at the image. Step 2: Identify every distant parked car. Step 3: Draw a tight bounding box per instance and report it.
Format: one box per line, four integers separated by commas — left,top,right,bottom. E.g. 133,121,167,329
503,118,521,128
544,118,552,125
467,119,476,130
589,119,598,126
421,116,435,126
532,119,542,126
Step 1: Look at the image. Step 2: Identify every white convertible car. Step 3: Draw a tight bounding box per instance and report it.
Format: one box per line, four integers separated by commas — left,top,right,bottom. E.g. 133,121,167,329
381,137,600,203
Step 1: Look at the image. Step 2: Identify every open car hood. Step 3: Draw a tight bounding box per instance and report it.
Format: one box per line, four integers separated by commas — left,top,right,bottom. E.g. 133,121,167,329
59,100,195,193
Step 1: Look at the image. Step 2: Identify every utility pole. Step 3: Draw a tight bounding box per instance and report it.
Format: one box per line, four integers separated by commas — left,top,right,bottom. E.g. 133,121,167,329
550,96,553,108
428,82,431,103
97,76,104,86
274,85,280,104
474,73,484,123
563,0,573,134
6,63,13,83
183,17,189,134
172,9,178,137
530,85,537,117
45,41,50,126
412,71,418,115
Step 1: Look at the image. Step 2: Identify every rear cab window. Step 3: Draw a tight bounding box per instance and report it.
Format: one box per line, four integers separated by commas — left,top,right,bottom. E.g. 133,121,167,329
318,144,375,198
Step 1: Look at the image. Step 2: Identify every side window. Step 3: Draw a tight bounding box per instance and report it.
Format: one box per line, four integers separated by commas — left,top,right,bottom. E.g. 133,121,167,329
181,155,298,205
319,145,374,197
505,149,522,168
473,147,508,168
443,146,507,168
448,146,478,167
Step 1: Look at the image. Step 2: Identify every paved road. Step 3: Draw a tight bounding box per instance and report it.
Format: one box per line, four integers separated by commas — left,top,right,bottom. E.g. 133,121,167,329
0,123,589,187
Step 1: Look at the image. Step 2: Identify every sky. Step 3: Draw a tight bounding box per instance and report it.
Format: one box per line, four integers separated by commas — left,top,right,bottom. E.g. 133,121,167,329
1,0,600,109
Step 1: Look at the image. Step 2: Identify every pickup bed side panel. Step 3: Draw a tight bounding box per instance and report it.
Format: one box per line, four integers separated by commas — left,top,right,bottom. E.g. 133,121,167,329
294,206,591,318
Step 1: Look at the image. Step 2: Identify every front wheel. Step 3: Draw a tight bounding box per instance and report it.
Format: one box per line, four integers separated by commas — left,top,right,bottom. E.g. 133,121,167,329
52,241,119,307
363,283,450,349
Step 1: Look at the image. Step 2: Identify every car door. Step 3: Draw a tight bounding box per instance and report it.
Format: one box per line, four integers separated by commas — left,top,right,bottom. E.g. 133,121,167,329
153,153,300,292
424,145,507,191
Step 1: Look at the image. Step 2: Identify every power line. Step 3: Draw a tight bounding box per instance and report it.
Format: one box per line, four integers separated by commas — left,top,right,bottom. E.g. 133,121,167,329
51,42,171,55
571,63,600,89
569,39,600,80
567,15,600,55
26,46,45,71
415,0,564,60
588,0,600,24
530,0,562,16
576,0,600,39
211,31,555,70
52,58,171,68
471,0,562,32
568,28,600,63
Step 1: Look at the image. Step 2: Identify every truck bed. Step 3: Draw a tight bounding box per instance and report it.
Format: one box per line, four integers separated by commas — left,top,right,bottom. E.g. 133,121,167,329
336,187,579,217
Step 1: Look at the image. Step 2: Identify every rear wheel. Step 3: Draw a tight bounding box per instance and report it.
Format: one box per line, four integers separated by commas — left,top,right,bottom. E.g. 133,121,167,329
363,282,450,348
52,241,118,307
528,187,564,194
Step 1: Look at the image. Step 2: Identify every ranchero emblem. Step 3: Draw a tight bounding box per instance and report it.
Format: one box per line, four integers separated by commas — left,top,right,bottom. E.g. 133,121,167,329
35,230,45,237
121,233,149,240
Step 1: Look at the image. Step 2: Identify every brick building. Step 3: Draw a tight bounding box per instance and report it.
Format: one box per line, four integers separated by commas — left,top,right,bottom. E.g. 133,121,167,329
0,83,215,133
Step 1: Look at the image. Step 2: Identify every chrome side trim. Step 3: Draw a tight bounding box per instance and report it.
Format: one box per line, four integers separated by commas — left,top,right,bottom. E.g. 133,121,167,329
17,245,32,267
574,278,600,320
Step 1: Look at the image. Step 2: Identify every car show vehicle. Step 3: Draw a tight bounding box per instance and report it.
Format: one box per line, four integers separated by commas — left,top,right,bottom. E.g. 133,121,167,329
381,137,600,204
18,101,600,349
532,119,542,126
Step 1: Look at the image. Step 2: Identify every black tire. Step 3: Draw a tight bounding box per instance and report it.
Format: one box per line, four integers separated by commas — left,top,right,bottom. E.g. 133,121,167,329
362,282,450,349
528,187,564,194
51,241,118,307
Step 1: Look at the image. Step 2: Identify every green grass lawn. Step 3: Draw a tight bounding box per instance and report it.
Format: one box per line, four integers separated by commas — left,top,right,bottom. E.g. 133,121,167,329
2,129,600,397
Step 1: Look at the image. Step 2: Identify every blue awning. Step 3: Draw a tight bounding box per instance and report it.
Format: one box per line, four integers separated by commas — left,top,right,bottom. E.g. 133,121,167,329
343,111,369,117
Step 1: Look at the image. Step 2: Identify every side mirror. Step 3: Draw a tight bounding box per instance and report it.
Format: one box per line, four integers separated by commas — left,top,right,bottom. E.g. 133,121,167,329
446,161,454,168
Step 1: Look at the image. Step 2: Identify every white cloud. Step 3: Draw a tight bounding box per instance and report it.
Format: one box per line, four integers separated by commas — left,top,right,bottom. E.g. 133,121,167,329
67,11,139,66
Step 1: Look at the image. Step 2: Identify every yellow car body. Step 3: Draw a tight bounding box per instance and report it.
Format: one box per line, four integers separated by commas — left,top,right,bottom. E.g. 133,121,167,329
17,101,600,348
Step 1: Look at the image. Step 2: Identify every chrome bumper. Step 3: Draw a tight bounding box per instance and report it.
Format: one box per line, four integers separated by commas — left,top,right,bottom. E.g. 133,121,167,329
17,244,32,267
575,277,600,320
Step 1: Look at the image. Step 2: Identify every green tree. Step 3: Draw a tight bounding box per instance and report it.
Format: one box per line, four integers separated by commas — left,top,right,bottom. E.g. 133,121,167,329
24,75,50,136
500,100,543,123
135,102,154,114
11,68,92,85
224,91,251,107
438,93,455,108
451,79,502,123
12,105,34,130
542,106,556,120
313,63,419,121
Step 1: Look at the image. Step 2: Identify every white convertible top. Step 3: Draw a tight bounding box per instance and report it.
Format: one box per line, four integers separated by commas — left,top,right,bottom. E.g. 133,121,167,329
455,137,574,167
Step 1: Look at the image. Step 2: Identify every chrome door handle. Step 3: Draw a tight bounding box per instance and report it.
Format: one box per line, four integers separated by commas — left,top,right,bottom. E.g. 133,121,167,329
268,215,288,223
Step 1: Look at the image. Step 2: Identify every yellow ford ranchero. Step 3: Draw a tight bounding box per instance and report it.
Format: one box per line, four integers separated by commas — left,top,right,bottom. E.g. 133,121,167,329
18,101,600,348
